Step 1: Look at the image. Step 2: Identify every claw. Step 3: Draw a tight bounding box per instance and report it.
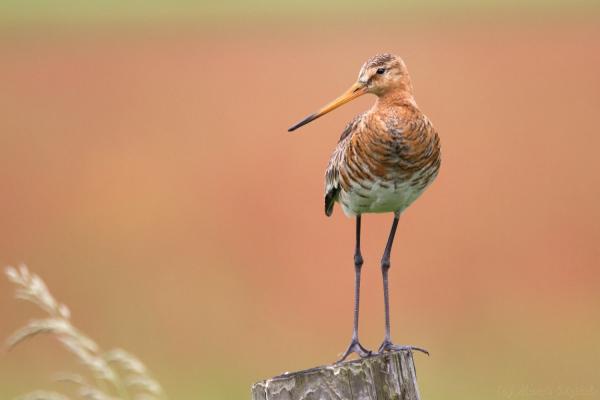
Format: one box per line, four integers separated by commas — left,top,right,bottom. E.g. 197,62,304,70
336,339,372,363
378,340,429,356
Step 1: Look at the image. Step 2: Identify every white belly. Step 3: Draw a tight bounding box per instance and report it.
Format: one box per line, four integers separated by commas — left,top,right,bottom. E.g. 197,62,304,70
339,177,426,217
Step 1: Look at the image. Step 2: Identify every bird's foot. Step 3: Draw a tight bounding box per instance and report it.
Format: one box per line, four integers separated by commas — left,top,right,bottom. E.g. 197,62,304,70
378,340,429,356
336,339,372,363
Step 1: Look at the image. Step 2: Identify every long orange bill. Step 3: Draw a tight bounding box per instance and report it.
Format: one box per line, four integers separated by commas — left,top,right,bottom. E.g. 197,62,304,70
288,82,368,132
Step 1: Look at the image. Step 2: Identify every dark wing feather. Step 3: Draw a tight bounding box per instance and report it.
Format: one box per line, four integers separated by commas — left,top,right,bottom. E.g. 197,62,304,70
324,189,338,216
323,114,363,216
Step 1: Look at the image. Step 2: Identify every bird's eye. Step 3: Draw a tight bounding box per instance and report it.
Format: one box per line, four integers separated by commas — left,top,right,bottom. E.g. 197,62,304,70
376,67,386,74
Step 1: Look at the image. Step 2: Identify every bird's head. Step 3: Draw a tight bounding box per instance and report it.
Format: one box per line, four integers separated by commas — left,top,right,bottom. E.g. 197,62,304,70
358,53,412,96
288,53,412,132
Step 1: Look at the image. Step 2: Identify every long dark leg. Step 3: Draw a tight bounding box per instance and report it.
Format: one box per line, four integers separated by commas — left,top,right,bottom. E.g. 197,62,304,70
381,213,399,344
378,212,429,355
337,215,372,363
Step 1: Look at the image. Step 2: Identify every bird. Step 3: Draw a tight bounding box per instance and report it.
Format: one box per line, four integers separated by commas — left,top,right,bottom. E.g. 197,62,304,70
288,53,441,363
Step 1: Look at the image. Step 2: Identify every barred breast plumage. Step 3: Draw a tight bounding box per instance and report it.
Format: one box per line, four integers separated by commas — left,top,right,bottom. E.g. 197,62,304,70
325,102,441,217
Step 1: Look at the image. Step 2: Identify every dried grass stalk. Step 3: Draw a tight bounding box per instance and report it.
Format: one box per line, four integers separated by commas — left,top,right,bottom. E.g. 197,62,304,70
13,391,71,400
5,265,166,400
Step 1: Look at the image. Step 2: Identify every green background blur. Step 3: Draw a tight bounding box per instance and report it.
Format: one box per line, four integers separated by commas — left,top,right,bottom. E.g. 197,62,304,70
1,1,599,399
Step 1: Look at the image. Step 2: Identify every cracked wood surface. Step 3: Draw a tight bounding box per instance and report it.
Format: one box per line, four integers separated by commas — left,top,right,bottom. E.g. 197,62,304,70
251,350,422,400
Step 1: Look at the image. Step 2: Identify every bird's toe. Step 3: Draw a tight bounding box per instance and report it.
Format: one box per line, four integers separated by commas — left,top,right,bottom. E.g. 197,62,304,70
336,339,373,363
378,340,429,356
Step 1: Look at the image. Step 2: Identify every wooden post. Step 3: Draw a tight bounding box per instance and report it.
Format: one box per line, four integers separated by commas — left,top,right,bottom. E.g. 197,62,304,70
251,350,422,400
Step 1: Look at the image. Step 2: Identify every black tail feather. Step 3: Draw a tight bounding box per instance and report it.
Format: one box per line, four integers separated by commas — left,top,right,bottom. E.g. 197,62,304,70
324,188,339,217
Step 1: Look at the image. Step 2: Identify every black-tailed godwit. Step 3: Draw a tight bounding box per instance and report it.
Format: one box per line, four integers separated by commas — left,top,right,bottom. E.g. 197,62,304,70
289,53,441,362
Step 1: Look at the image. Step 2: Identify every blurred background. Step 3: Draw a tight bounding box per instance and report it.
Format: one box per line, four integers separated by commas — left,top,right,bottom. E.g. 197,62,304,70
1,1,599,399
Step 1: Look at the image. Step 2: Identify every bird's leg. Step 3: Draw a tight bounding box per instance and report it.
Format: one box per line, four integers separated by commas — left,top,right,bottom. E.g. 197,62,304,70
337,215,372,363
378,212,429,356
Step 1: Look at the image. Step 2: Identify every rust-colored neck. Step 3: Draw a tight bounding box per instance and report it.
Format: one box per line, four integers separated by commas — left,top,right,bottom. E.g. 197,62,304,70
375,88,417,110
374,74,416,109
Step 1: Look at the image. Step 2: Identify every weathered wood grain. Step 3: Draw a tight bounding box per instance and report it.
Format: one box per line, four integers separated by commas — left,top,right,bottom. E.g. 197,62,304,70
251,350,422,400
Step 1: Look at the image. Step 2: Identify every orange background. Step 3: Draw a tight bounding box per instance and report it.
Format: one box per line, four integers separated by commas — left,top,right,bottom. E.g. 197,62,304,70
1,6,599,400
